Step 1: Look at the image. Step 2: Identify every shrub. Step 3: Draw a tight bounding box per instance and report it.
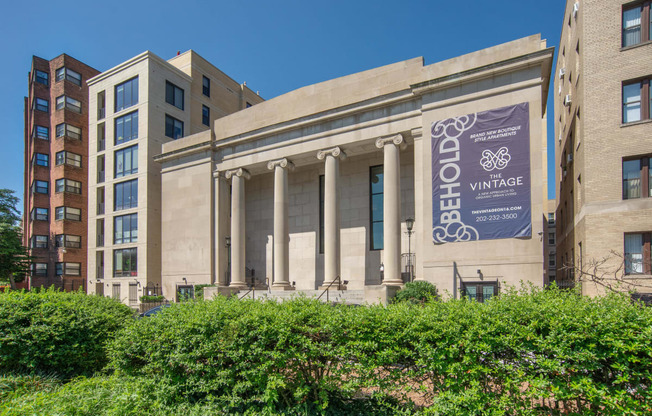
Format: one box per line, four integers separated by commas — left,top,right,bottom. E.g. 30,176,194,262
0,288,133,377
139,295,165,302
393,280,438,304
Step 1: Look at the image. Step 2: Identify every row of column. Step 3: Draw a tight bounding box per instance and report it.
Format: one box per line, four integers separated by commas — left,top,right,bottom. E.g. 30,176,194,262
221,134,406,289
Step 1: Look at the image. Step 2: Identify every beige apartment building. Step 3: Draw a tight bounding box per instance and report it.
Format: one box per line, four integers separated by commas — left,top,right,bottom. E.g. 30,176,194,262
555,0,652,296
156,35,554,302
86,50,262,305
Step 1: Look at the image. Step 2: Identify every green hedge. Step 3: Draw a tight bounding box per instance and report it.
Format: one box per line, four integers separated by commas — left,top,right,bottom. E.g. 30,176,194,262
393,280,438,304
0,288,133,377
106,287,652,415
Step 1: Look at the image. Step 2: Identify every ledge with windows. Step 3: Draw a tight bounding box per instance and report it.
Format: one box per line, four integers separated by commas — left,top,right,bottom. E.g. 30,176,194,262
55,123,82,141
55,262,81,277
55,95,82,113
55,67,82,86
55,234,82,249
55,151,82,168
55,178,82,195
55,206,82,222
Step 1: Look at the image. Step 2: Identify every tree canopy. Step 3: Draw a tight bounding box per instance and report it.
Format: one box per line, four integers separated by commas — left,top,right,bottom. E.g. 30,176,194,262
0,189,30,288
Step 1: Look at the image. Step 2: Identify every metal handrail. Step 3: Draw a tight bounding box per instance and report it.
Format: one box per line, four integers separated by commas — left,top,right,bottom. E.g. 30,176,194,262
239,286,255,300
317,276,341,302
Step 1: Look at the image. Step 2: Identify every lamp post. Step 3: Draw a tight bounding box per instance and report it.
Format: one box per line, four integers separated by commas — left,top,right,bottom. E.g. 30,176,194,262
405,217,414,281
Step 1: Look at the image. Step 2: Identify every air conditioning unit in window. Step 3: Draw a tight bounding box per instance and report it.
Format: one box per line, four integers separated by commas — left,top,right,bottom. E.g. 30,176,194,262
567,153,573,164
573,2,580,19
559,68,566,79
564,94,572,106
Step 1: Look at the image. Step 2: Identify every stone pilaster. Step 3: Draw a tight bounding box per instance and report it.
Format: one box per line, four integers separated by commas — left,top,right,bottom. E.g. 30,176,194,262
225,168,250,289
267,158,295,290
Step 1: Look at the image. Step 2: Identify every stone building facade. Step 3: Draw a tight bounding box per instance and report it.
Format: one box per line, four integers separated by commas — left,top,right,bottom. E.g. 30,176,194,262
554,0,652,296
23,54,99,290
156,35,554,302
85,50,262,306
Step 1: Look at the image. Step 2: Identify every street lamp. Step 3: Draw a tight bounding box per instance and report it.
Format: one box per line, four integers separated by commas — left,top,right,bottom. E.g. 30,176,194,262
405,218,414,281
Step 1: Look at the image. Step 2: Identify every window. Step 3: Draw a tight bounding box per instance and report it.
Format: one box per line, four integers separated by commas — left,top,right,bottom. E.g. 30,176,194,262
97,155,105,183
34,125,49,140
31,235,48,249
319,175,325,254
623,79,651,123
55,206,81,221
96,251,104,279
177,285,195,301
114,111,138,145
112,283,121,300
55,151,82,168
114,213,137,244
549,253,556,268
548,213,555,225
165,81,184,110
55,234,81,249
462,282,498,303
623,2,651,47
34,98,48,112
623,157,651,199
31,207,48,221
55,67,82,86
97,219,105,247
114,248,137,277
34,70,48,86
55,178,82,194
114,179,138,210
31,180,48,194
165,114,184,140
625,233,651,274
114,145,138,178
97,187,105,215
115,77,138,112
97,123,105,151
202,76,210,97
370,165,384,250
202,105,210,126
32,263,47,277
55,262,81,276
97,90,105,120
56,123,81,140
56,95,82,113
32,153,49,167
548,231,556,245
246,102,252,108
129,283,138,304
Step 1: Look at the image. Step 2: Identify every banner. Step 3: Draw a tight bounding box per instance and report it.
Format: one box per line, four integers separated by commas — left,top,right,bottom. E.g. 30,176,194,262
431,102,531,243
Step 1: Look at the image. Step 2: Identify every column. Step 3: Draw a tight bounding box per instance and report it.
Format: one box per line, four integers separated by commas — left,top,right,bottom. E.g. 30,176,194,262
225,168,250,289
376,134,405,285
317,147,346,287
268,158,295,290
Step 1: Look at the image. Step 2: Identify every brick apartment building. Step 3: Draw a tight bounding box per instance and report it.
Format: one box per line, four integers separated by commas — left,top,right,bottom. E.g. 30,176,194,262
23,54,99,290
554,0,652,295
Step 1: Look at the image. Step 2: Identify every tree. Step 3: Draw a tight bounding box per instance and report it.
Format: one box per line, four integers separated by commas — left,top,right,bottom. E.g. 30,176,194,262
0,189,31,289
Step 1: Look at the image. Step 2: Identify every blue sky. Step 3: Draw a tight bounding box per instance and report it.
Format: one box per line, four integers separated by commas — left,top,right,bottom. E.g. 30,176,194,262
0,0,566,208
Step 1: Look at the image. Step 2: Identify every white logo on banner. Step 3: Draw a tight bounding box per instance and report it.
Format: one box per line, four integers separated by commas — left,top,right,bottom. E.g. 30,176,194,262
431,114,480,244
480,147,511,171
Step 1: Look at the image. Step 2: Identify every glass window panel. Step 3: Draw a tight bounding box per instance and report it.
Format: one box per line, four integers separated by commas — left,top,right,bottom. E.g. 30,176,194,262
465,285,477,301
372,221,384,250
623,159,642,199
623,7,642,46
370,169,384,194
483,285,495,302
371,194,384,221
625,234,644,274
623,83,641,123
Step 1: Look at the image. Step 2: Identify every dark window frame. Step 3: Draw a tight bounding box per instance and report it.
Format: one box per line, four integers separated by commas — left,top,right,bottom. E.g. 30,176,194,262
31,180,48,194
113,213,138,244
32,263,47,277
165,114,184,140
55,262,81,277
370,165,384,250
31,235,48,249
202,76,210,97
115,77,139,112
56,123,81,140
114,111,138,145
55,95,82,113
34,98,48,112
55,234,82,249
34,125,49,140
55,206,82,221
55,178,82,195
624,232,652,275
461,281,499,303
622,2,652,47
34,70,49,86
202,105,210,126
114,179,138,211
114,145,138,178
623,78,651,123
32,153,49,167
165,81,184,110
623,156,651,199
113,247,137,277
55,150,82,168
31,207,49,221
55,67,82,86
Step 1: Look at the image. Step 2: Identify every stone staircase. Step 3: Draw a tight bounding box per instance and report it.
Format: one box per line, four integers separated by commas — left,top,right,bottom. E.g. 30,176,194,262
236,288,366,305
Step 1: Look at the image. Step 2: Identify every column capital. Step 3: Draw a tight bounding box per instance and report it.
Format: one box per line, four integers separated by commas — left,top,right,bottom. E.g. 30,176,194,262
267,158,295,171
375,134,406,149
225,168,251,180
317,146,347,161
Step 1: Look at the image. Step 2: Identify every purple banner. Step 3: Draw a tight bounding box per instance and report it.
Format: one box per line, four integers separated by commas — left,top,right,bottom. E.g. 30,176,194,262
431,103,531,243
